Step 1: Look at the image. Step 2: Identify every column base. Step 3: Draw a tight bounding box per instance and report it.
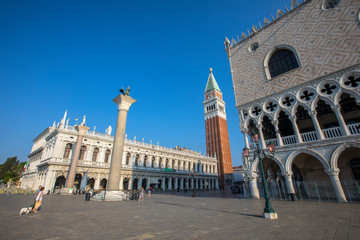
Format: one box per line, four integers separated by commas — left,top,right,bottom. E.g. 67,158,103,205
91,190,127,201
263,212,278,219
59,188,73,195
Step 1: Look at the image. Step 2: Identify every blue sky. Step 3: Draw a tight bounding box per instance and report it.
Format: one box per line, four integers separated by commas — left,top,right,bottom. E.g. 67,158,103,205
0,0,287,165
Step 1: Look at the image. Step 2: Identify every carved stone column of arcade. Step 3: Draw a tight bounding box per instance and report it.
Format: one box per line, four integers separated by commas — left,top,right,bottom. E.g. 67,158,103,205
248,174,260,199
161,177,165,190
215,179,219,190
175,177,178,190
332,105,351,136
241,129,250,149
104,94,136,201
310,111,325,140
327,169,347,203
283,172,296,200
168,178,172,190
180,178,184,190
257,124,267,149
290,116,303,144
61,124,89,195
272,120,284,146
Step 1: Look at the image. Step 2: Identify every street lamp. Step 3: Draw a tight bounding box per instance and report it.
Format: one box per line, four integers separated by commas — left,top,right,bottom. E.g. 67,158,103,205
189,169,198,197
243,134,278,219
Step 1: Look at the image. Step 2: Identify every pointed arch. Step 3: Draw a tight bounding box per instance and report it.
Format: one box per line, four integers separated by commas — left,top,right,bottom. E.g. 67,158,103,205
330,142,360,170
250,155,285,175
285,149,330,173
334,88,360,106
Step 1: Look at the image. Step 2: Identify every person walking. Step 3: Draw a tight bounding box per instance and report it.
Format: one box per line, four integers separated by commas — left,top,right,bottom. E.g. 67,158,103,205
33,187,44,213
139,187,144,202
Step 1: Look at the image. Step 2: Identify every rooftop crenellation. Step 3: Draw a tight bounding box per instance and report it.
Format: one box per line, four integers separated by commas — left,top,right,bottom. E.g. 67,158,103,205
224,0,307,49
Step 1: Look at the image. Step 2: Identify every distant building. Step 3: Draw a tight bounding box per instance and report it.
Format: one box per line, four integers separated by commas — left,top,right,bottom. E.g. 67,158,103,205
203,69,233,189
20,111,219,192
225,0,360,202
232,166,246,184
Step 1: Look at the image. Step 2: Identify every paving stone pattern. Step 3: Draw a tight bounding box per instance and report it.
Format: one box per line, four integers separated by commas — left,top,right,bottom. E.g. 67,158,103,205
1,191,360,240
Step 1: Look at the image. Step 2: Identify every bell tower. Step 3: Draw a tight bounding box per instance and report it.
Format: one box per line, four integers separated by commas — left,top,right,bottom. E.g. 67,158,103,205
204,68,233,189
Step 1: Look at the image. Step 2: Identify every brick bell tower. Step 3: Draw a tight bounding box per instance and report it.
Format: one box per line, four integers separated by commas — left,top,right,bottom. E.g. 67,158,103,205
204,68,233,190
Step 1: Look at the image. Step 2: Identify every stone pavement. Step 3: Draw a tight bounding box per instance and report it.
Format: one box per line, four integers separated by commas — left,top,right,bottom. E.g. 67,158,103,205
1,191,359,240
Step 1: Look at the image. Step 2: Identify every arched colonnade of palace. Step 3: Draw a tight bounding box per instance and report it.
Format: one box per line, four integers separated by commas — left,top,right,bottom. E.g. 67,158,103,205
245,142,360,202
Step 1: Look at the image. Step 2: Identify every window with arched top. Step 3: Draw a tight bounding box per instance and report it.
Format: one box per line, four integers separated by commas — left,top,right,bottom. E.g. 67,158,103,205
126,153,131,165
104,149,111,163
178,161,181,170
151,157,155,168
159,158,163,168
63,143,72,159
143,155,148,168
135,154,139,166
268,49,299,78
79,146,86,160
92,148,99,162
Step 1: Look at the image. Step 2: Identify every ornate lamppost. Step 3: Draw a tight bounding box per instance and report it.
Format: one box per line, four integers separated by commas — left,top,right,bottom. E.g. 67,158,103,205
189,169,198,197
243,134,278,219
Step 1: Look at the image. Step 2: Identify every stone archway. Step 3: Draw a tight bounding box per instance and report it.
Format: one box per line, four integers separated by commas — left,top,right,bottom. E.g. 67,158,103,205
87,178,95,190
100,178,107,190
132,178,138,190
141,178,147,189
54,176,66,190
74,174,82,190
123,178,129,190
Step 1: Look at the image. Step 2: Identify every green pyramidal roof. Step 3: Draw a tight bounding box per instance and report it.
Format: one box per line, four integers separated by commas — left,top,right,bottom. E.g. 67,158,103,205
205,68,221,93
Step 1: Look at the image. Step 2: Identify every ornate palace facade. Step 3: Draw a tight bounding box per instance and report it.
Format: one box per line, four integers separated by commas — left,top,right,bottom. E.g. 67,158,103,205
225,0,360,202
20,112,219,192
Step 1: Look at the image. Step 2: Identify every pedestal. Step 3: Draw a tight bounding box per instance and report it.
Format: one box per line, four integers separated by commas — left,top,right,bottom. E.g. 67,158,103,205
91,190,127,201
264,212,278,219
59,188,73,195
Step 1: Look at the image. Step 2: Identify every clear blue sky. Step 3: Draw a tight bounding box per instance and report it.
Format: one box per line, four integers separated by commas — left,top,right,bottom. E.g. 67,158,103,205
0,0,287,165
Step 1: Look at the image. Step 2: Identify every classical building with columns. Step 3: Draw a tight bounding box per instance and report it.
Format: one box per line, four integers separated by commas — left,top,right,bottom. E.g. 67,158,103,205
225,0,360,202
20,112,219,192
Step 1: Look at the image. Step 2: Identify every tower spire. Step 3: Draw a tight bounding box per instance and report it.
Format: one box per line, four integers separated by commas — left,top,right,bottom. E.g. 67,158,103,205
205,68,221,93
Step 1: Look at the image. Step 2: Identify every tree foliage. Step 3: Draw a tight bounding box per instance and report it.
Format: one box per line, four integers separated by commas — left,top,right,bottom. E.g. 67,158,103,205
0,157,26,184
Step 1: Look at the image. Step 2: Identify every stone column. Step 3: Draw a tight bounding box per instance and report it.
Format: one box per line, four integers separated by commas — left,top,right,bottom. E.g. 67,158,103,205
175,177,178,190
283,172,296,199
180,178,184,190
332,105,350,136
44,170,55,192
327,169,347,203
310,111,325,140
119,176,124,190
290,116,303,143
161,177,165,190
257,124,267,149
272,120,283,146
249,175,260,199
138,177,143,190
94,174,101,190
62,125,89,193
146,176,150,189
107,94,137,192
168,178,172,190
242,129,250,149
129,177,133,190
215,179,219,190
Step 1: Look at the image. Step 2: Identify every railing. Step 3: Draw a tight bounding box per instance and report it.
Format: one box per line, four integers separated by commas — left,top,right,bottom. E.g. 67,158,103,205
266,138,278,146
323,126,342,139
282,135,296,145
65,125,75,131
301,131,318,142
238,180,360,202
348,123,360,135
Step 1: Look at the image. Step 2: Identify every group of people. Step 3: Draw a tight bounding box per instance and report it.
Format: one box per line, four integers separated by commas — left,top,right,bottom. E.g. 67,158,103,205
33,185,45,213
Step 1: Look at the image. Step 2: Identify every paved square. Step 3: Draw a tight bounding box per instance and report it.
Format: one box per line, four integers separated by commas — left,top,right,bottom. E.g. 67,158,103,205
1,192,360,240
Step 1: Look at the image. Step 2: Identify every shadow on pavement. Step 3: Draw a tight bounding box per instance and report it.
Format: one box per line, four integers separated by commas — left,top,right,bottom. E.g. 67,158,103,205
155,201,263,218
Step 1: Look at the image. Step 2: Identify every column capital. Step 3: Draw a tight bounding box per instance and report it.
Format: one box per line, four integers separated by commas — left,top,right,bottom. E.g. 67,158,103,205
282,171,293,177
75,125,90,136
326,168,340,176
310,111,317,117
113,94,137,111
331,105,341,112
